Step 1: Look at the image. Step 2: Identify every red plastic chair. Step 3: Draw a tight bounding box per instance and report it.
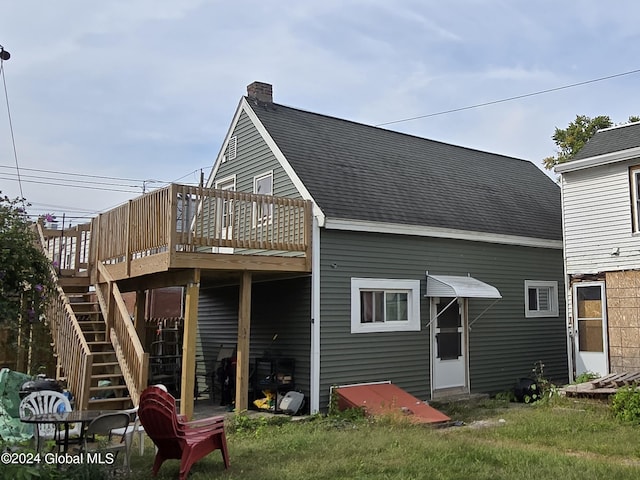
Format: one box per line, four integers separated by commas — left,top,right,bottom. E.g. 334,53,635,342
138,386,230,479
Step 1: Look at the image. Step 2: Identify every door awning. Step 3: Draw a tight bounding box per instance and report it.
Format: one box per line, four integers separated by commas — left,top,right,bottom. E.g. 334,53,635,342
426,274,502,299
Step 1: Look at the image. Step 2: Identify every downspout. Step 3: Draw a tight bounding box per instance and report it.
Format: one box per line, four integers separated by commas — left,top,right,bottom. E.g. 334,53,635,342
310,214,321,413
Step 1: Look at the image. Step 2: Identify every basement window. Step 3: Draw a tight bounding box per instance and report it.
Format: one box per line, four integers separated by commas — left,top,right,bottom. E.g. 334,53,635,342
351,278,420,333
525,280,558,318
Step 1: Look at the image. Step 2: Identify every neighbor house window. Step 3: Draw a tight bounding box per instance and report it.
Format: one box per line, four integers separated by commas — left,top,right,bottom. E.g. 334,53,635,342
630,166,640,232
253,171,273,226
351,278,420,333
524,280,558,318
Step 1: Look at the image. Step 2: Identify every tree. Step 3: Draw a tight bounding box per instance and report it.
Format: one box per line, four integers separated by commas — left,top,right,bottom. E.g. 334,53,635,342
543,115,640,170
0,194,54,373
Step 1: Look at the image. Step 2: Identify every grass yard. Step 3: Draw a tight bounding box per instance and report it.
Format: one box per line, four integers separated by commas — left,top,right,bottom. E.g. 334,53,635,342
123,396,640,480
4,395,639,479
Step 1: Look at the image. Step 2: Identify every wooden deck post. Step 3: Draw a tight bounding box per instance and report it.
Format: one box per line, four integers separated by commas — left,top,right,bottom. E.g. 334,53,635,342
180,269,200,420
134,290,147,347
235,271,252,412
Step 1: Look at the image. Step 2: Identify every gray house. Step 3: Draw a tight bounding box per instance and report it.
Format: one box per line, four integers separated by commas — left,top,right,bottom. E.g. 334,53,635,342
198,82,568,413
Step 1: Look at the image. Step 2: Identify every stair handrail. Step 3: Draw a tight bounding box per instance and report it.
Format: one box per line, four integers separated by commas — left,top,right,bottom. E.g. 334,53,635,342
95,261,149,406
35,223,93,410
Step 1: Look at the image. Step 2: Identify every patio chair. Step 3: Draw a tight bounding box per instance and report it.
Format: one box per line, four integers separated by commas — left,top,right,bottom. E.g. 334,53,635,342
110,406,146,456
138,386,230,480
83,412,131,470
19,390,81,451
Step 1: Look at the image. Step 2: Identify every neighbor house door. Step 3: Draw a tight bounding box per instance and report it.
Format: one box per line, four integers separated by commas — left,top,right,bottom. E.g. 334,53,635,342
573,282,608,377
431,298,468,394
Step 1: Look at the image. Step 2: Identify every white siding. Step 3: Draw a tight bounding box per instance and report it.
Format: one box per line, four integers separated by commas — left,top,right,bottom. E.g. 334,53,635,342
562,159,640,274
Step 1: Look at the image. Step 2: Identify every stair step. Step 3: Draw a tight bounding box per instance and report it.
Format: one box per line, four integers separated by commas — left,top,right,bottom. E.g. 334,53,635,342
87,341,111,347
91,372,125,380
87,397,133,410
75,311,101,318
78,320,105,327
93,361,120,368
90,384,129,393
91,350,116,356
67,292,94,299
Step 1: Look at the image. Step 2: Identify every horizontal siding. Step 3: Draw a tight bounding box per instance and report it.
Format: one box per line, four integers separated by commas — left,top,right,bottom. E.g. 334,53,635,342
318,229,567,408
214,111,301,198
562,160,640,273
198,277,311,403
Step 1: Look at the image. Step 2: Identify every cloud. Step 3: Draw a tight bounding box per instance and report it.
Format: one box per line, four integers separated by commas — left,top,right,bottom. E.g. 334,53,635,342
2,0,640,219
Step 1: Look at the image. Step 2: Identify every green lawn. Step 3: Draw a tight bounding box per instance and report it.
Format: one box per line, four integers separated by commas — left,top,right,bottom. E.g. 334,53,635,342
4,396,639,479
125,396,640,480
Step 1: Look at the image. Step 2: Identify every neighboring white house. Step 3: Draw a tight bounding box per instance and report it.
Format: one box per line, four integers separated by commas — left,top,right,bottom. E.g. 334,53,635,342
556,121,640,379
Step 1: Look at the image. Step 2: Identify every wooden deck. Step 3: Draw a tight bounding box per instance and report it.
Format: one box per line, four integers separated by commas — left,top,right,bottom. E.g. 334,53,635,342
562,372,640,398
38,183,313,416
90,184,312,282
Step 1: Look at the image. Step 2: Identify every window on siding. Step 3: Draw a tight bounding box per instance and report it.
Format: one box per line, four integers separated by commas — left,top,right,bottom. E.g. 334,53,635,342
351,278,420,333
253,171,273,226
524,280,558,318
630,166,640,232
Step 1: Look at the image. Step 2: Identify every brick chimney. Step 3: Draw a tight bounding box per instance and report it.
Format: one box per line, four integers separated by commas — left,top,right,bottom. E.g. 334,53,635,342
247,81,273,103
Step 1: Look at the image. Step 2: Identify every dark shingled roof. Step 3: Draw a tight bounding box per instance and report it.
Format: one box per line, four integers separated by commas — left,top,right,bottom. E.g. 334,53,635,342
248,99,562,241
573,122,640,161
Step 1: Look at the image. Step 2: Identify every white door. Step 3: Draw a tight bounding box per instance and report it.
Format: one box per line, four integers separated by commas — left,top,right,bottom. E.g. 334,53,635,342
213,177,235,253
431,297,468,393
574,282,608,377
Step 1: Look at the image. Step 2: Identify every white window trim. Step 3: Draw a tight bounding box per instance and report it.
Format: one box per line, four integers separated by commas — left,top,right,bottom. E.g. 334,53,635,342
351,278,421,333
630,166,640,233
524,280,559,318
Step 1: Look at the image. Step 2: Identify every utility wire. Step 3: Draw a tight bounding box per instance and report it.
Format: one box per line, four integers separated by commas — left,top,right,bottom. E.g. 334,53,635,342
0,164,159,183
0,46,24,200
0,175,141,193
376,67,640,127
1,170,143,189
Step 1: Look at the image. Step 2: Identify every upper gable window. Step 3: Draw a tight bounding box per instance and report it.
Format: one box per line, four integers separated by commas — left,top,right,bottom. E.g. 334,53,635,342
630,166,640,232
223,136,237,162
350,278,420,333
525,280,558,318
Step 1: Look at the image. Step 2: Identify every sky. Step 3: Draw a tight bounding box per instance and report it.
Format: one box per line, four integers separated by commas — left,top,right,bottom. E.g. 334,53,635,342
1,0,639,226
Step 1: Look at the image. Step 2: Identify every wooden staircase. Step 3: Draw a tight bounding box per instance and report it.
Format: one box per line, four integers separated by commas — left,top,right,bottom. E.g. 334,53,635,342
63,283,133,410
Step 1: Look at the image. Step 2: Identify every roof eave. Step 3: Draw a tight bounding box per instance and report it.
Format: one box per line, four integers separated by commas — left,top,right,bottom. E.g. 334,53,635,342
323,218,562,249
555,146,640,174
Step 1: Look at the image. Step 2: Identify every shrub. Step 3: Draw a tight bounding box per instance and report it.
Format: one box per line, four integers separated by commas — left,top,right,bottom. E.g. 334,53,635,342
611,384,640,423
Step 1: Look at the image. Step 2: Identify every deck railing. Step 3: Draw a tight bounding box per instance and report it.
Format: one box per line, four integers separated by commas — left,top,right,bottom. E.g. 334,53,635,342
95,262,149,406
36,224,93,409
39,223,91,276
91,183,312,268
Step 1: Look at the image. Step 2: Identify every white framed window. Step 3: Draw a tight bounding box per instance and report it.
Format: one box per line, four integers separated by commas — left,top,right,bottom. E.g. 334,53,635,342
630,166,640,233
253,171,273,226
350,278,421,333
524,280,558,318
